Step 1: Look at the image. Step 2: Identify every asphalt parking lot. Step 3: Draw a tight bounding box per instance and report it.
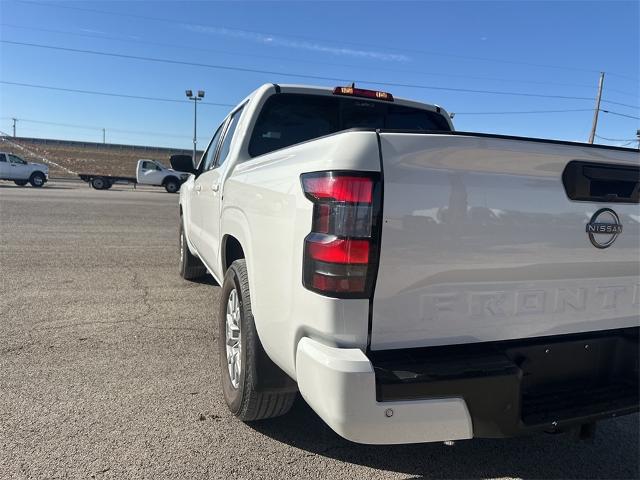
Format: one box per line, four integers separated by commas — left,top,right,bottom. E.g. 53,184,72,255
1,181,638,480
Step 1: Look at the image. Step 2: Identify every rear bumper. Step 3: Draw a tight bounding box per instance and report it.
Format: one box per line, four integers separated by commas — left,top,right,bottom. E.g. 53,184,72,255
296,328,639,444
296,338,473,444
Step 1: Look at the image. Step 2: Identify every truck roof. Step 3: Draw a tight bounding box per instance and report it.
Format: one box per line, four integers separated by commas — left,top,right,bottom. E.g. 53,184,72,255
242,83,454,130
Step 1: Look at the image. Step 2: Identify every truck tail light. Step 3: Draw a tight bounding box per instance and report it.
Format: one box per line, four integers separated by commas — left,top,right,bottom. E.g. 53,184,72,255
301,171,382,298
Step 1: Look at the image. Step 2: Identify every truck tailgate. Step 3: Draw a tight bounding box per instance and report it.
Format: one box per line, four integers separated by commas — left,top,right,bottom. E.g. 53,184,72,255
371,132,639,351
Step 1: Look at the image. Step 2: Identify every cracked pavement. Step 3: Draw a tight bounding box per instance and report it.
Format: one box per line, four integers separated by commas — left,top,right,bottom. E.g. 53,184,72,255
1,182,638,479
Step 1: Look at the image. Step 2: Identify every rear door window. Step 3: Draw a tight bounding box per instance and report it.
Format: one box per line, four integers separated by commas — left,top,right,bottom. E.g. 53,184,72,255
200,123,225,172
216,106,244,168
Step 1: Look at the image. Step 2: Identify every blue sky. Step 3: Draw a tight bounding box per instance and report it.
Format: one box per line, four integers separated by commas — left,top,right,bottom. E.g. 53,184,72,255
1,0,638,149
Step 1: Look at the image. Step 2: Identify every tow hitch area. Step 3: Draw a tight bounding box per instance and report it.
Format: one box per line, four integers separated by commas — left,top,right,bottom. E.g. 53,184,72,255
371,327,639,438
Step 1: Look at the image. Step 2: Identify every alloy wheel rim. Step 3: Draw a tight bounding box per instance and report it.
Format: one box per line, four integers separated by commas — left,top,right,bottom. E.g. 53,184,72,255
179,230,184,264
225,288,241,388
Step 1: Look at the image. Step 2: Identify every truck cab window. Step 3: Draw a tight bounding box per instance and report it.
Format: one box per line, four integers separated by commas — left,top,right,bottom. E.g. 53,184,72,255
201,123,225,172
249,95,337,157
0,154,6,162
385,105,450,130
8,154,26,164
341,100,386,129
142,161,160,171
249,93,451,158
216,107,244,168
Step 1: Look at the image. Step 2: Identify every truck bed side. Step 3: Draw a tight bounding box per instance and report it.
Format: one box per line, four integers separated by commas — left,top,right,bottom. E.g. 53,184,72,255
223,130,381,378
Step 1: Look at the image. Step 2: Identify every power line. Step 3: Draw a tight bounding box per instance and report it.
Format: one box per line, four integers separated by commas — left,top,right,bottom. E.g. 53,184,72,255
595,134,638,142
4,80,639,127
454,109,593,115
601,110,640,121
5,39,635,105
17,0,640,83
5,23,637,98
0,116,192,138
0,80,235,107
601,99,640,110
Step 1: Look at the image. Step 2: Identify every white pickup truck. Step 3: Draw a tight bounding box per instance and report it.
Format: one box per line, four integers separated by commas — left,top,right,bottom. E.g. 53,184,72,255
79,158,189,192
176,83,639,444
0,152,49,187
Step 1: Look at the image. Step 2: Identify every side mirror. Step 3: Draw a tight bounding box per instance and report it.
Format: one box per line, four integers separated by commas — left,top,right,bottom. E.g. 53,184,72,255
170,154,196,174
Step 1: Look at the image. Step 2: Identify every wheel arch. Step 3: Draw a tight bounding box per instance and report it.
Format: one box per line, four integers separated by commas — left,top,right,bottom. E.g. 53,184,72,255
162,175,180,186
220,206,253,276
222,235,245,273
220,207,259,330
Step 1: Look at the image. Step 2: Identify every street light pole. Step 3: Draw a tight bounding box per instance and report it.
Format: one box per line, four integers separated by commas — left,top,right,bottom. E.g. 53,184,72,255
186,90,205,165
193,96,197,163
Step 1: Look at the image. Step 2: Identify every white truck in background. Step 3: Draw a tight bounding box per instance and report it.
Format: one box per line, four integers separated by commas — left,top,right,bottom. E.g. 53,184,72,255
79,158,190,192
176,83,639,444
0,152,48,187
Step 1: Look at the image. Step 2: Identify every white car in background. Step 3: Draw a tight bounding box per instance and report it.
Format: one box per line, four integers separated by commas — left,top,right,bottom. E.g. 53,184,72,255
0,152,49,187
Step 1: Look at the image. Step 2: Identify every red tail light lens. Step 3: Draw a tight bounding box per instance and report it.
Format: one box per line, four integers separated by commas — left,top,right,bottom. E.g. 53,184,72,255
312,273,366,293
301,171,381,298
307,236,370,264
302,175,373,203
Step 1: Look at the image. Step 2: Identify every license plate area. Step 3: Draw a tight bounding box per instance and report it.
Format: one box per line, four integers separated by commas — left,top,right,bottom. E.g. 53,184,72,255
508,334,639,425
372,327,639,437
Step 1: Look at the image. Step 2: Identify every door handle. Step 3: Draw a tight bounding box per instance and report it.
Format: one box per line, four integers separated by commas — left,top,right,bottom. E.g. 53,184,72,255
211,183,220,192
195,184,202,192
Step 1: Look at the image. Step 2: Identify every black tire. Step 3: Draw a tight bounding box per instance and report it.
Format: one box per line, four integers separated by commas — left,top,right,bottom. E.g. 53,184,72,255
178,219,207,280
219,259,297,421
164,177,180,193
91,177,106,190
14,180,28,186
29,172,46,187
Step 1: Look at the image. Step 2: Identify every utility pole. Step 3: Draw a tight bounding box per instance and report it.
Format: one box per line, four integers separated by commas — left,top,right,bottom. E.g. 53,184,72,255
636,129,640,149
12,118,17,137
185,90,205,165
588,72,605,144
102,128,106,144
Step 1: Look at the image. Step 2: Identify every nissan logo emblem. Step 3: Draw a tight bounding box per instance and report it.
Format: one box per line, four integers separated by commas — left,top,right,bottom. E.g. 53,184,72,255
586,208,623,249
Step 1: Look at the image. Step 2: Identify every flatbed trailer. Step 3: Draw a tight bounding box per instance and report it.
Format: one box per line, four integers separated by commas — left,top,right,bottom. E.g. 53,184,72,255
78,173,137,190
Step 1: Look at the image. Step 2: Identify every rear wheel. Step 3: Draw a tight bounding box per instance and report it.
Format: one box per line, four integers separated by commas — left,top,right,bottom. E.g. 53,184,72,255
178,219,207,280
165,178,180,193
14,180,28,186
91,177,106,190
219,259,297,421
29,172,46,187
